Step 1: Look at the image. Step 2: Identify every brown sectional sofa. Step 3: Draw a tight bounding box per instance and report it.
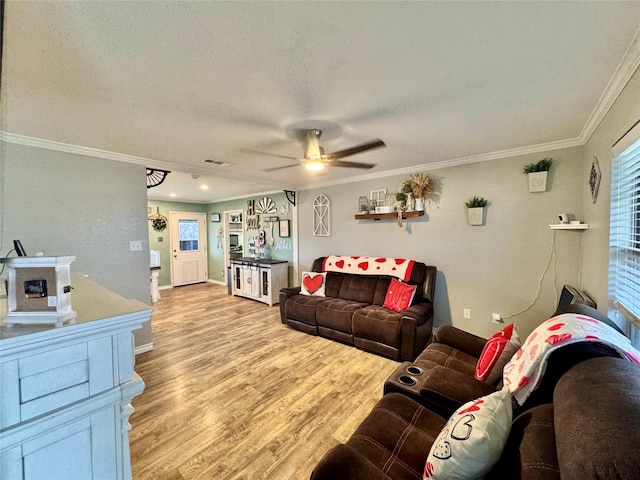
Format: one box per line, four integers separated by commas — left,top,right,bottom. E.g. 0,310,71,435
312,356,640,480
312,307,640,479
279,257,437,361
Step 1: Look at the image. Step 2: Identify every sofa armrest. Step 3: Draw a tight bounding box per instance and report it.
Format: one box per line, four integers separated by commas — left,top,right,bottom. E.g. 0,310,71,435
311,444,392,480
278,287,301,324
434,324,487,358
400,302,433,327
419,365,497,417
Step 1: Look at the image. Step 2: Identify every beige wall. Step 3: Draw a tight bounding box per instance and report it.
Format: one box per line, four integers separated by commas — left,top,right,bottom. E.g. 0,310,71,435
581,65,640,328
0,142,153,348
298,146,586,339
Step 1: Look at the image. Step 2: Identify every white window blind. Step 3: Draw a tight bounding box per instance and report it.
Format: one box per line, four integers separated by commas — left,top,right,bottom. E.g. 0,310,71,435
609,120,640,329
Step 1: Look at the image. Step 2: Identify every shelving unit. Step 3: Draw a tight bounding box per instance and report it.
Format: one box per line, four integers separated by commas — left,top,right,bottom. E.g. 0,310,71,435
549,223,589,230
355,211,424,221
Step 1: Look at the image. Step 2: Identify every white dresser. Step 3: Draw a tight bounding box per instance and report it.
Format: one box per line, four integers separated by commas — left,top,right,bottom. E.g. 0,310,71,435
230,258,288,306
0,275,152,480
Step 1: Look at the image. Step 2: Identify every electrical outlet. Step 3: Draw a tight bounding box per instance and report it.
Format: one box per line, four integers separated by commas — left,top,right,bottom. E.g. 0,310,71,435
463,308,471,319
129,240,143,251
492,313,504,324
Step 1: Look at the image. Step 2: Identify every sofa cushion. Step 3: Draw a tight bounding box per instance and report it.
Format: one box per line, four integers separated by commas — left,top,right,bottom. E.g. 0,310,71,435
284,294,328,326
424,387,512,479
353,305,402,349
554,357,640,480
474,324,520,384
337,275,390,305
301,271,327,296
416,344,478,377
383,279,417,312
487,404,559,480
316,298,367,334
345,392,446,480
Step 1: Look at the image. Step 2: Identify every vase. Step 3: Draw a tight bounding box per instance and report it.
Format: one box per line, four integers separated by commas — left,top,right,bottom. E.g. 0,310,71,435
415,197,425,211
406,193,414,211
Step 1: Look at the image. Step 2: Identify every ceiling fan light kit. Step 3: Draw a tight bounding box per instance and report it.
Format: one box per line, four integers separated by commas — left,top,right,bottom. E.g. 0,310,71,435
242,128,386,172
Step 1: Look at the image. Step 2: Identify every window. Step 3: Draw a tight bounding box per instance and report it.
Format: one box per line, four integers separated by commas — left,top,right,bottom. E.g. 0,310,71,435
609,120,640,348
178,219,200,251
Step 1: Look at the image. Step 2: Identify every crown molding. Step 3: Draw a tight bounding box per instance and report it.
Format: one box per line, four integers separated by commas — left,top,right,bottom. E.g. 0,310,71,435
579,27,640,144
0,131,295,191
301,136,582,191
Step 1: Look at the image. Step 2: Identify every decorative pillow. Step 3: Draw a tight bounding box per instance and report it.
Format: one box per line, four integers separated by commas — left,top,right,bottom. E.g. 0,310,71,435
474,324,521,384
423,386,513,479
382,278,417,312
300,272,327,297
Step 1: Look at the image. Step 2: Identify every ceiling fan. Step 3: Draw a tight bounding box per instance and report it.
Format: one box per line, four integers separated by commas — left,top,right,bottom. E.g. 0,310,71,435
240,129,385,172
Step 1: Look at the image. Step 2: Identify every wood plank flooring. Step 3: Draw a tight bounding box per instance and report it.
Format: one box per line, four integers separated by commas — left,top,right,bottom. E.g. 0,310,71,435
130,282,398,480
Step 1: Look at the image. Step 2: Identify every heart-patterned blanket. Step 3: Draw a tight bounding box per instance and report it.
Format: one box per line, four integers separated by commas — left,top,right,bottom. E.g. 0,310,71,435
321,255,416,281
503,313,640,405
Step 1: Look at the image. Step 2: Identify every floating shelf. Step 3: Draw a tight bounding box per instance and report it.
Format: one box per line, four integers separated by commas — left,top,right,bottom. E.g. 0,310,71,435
355,211,424,221
549,223,589,230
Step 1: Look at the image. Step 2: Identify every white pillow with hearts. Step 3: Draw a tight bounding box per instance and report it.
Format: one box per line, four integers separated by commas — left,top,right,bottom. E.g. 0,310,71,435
423,386,512,480
300,272,327,297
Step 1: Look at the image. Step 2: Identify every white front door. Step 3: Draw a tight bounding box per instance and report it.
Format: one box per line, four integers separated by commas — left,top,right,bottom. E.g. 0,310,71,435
170,212,207,286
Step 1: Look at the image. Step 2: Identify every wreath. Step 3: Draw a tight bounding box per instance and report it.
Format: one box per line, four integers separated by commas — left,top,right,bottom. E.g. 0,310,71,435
152,217,167,231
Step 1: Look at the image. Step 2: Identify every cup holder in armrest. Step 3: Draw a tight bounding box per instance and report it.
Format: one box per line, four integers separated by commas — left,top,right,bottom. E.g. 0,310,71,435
406,365,423,376
398,375,416,386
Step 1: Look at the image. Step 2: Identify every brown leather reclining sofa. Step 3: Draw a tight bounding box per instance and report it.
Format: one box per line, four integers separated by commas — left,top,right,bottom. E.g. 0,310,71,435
279,257,437,361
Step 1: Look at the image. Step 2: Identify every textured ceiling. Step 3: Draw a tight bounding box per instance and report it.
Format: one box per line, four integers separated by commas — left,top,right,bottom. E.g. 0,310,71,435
2,1,640,202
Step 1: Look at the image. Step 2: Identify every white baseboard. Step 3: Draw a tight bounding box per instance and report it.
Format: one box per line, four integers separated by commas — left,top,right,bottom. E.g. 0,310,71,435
207,279,226,286
158,285,172,290
135,343,154,355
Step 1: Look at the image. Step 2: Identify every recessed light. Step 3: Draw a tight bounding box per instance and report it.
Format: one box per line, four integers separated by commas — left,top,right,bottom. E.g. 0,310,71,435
170,193,177,197
200,185,209,190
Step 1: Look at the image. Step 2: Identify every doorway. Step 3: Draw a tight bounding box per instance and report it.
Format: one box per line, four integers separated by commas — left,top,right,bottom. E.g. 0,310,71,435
169,212,208,286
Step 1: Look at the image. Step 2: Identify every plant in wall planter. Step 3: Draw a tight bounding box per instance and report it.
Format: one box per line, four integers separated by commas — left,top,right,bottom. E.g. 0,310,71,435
465,196,489,226
523,158,553,192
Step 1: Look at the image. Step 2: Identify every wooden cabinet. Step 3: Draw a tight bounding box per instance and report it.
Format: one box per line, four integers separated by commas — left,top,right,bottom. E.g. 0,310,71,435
0,275,151,480
231,258,288,306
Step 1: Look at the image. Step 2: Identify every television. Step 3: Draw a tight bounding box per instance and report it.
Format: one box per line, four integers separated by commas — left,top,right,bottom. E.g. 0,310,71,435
229,234,239,250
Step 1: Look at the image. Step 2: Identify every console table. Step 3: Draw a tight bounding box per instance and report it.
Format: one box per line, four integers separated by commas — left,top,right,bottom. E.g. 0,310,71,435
230,258,288,306
0,274,151,480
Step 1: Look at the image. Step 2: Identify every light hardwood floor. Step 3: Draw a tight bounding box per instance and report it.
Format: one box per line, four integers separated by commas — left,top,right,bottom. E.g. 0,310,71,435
130,282,398,480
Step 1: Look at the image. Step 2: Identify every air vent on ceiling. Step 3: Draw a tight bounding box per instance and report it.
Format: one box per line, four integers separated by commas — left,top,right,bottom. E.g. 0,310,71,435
204,159,233,167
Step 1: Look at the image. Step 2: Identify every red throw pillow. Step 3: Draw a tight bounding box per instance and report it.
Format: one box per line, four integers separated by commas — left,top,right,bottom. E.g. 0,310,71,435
383,278,417,312
474,324,521,384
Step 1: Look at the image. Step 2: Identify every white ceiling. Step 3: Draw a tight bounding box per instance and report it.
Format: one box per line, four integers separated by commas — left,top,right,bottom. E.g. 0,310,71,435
2,1,640,203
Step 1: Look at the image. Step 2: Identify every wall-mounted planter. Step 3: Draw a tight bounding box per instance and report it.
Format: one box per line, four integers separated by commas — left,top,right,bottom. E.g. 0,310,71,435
528,171,548,192
467,207,485,226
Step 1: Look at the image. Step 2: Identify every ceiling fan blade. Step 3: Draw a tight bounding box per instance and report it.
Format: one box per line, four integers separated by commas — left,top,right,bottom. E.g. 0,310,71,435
262,163,302,172
328,160,377,169
240,148,297,161
324,139,386,160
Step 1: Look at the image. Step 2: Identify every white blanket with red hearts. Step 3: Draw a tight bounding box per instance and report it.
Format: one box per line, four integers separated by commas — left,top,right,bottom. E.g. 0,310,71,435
321,255,416,281
503,313,640,405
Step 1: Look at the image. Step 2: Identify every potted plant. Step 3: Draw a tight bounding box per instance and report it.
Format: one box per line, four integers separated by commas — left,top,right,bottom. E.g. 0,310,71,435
523,158,553,192
395,192,407,210
408,173,434,211
465,196,489,226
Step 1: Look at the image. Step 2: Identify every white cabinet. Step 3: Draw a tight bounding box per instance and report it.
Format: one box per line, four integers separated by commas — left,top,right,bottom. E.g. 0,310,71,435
0,275,151,480
231,259,288,306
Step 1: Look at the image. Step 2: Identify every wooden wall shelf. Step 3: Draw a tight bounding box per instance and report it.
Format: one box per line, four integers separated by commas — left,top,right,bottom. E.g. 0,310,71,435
355,211,424,221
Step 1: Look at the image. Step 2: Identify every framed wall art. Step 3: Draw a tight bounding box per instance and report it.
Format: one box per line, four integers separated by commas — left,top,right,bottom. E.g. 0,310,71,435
279,219,290,238
210,213,221,222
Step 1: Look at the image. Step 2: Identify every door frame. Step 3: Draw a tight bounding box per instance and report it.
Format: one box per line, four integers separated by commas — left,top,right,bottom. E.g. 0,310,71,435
169,211,208,287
